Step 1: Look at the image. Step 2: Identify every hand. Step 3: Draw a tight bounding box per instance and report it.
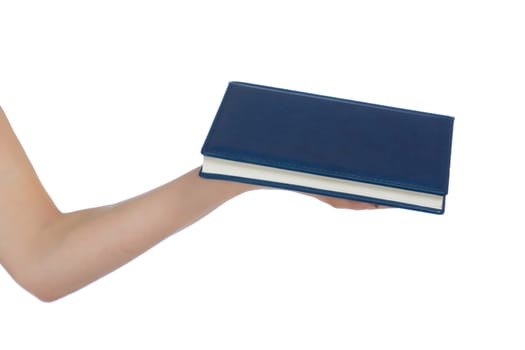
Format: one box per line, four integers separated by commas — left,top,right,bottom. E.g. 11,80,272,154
245,182,388,210
302,192,389,210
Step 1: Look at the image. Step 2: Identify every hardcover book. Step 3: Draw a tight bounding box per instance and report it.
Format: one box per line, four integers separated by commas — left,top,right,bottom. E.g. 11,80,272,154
199,82,454,214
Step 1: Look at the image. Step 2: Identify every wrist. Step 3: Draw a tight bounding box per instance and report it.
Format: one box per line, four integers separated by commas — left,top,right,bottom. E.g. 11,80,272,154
190,167,259,196
212,176,261,196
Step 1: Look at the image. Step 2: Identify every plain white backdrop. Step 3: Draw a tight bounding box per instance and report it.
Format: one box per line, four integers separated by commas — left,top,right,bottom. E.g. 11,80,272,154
1,1,524,349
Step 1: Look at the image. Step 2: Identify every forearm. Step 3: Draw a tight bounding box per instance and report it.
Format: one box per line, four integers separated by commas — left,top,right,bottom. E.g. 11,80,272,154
20,167,255,301
1,106,379,303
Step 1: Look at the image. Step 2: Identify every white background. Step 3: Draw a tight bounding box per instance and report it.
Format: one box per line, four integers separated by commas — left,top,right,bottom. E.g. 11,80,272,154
1,1,524,349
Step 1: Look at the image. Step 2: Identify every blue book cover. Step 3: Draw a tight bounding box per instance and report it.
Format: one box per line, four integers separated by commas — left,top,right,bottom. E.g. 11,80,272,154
200,82,454,214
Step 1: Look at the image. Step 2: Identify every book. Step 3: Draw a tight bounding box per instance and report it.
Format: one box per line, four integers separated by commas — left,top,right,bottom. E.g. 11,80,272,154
199,82,454,214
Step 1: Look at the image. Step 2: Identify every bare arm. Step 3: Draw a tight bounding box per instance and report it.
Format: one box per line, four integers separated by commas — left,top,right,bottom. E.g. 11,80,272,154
0,106,377,302
0,106,257,301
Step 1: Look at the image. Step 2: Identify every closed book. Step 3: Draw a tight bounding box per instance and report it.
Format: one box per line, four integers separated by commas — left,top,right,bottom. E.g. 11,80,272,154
200,82,454,214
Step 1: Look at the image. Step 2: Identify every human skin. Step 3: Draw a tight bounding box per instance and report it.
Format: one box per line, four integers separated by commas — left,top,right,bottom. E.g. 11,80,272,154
0,106,379,302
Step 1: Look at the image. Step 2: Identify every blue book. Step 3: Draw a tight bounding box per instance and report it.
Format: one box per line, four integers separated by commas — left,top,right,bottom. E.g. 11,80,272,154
200,82,454,214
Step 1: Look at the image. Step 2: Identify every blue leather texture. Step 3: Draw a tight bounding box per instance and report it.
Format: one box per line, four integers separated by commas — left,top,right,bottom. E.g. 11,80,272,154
201,82,454,213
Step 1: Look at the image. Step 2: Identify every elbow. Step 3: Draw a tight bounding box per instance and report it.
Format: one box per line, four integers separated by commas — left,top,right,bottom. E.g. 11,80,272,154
20,275,66,303
10,264,69,303
30,290,62,303
27,285,64,303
